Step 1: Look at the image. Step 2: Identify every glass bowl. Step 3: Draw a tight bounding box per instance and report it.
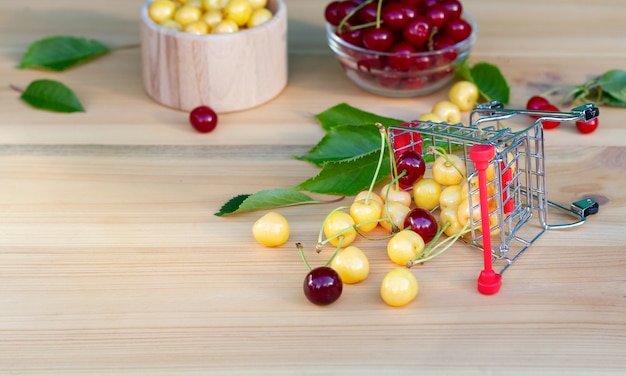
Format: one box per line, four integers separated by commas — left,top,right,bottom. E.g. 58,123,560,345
326,12,477,97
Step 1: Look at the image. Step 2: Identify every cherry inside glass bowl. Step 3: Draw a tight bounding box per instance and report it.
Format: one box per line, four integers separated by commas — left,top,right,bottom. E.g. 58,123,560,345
326,12,477,97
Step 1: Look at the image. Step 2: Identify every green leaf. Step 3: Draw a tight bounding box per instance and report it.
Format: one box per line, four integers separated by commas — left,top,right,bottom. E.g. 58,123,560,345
214,189,322,216
296,124,382,166
456,61,510,105
595,69,626,104
294,150,390,196
455,62,472,82
18,36,109,71
601,93,626,107
315,102,404,131
20,79,85,113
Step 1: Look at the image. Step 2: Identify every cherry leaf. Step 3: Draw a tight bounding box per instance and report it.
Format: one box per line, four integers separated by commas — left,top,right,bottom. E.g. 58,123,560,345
456,61,510,105
214,189,322,216
18,36,109,71
19,79,85,113
595,69,626,104
315,102,404,131
294,150,390,196
295,124,382,166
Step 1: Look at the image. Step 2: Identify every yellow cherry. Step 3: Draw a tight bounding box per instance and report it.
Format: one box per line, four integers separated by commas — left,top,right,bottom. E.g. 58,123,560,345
330,246,370,284
448,80,480,112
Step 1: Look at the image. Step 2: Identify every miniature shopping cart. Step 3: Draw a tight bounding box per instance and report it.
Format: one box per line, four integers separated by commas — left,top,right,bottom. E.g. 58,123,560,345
388,101,600,294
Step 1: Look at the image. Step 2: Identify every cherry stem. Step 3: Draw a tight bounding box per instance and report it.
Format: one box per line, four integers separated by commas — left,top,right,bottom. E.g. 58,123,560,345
317,205,350,248
361,122,387,205
375,0,383,28
407,220,471,268
111,43,140,51
381,171,406,234
297,239,342,271
324,237,344,267
9,84,23,93
296,242,313,271
382,125,403,192
337,0,376,30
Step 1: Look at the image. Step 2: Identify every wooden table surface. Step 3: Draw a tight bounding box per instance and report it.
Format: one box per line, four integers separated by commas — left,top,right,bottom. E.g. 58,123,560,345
1,0,626,374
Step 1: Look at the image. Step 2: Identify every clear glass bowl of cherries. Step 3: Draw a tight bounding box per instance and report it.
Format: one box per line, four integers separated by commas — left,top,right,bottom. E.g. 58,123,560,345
325,0,476,97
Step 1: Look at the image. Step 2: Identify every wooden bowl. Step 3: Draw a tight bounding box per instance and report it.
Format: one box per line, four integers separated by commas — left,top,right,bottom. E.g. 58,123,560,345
140,0,287,113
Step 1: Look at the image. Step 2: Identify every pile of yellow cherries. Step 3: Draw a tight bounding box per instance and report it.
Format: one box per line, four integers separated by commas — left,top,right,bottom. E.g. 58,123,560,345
148,0,273,34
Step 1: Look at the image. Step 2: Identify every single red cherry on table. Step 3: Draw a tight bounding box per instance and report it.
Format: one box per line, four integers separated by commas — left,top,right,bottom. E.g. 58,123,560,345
576,117,599,134
526,95,550,111
538,104,561,130
303,266,343,306
189,105,218,133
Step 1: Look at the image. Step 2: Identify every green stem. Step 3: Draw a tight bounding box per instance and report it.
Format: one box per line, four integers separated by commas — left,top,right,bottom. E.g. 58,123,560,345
111,43,140,52
324,237,344,267
407,220,471,268
363,123,387,205
381,171,407,234
338,0,376,30
382,125,402,192
416,221,450,260
376,0,383,28
429,145,466,180
317,205,350,249
296,242,312,271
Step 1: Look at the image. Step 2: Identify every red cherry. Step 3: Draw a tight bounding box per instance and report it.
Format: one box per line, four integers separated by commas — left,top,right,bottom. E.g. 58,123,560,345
538,104,561,130
526,95,550,111
396,150,426,187
404,208,438,243
338,27,363,46
424,4,448,29
387,42,417,71
189,105,218,133
402,16,432,48
381,2,410,31
303,267,343,306
362,26,394,52
357,2,379,24
443,18,472,42
377,66,402,88
324,1,342,26
432,33,458,63
575,117,599,134
336,0,360,25
440,0,463,20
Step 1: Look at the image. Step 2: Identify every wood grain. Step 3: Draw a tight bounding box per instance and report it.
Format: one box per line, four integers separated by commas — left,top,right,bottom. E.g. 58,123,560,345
1,0,626,374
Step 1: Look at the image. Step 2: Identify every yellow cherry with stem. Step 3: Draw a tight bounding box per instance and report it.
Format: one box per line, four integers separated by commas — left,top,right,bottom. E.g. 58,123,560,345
387,229,425,266
439,205,465,237
320,207,357,249
406,216,471,268
379,201,411,234
349,199,382,233
348,123,388,234
354,190,383,206
330,245,370,284
448,80,480,112
432,100,462,124
379,182,412,207
429,145,466,186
